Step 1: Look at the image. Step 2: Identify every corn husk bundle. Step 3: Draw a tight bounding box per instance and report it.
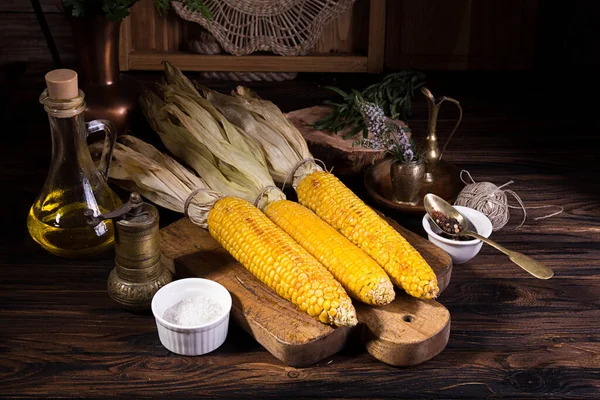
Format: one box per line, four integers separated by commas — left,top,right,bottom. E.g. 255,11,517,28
198,85,316,184
172,65,440,300
90,135,358,327
89,135,220,228
140,63,287,207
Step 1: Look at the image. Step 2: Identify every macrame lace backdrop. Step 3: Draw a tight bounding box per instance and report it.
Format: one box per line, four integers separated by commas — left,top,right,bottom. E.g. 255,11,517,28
172,0,357,56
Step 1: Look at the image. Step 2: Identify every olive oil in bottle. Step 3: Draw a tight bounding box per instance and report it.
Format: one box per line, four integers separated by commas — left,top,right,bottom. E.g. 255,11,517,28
27,69,121,258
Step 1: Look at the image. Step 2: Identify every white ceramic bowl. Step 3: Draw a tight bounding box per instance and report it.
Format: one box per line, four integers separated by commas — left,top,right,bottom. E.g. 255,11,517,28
151,278,232,356
422,205,493,265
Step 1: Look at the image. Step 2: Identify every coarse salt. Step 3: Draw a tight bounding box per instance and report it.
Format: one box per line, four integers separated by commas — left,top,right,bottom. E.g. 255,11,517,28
163,295,224,327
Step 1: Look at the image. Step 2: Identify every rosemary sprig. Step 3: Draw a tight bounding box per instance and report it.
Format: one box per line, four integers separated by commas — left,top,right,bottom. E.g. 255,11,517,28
311,71,426,138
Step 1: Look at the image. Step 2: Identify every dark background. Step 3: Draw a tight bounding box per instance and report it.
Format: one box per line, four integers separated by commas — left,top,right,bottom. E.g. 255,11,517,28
1,0,599,73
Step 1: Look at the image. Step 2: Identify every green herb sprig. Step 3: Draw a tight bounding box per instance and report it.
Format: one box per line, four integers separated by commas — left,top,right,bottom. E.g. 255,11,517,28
311,71,426,139
62,0,212,22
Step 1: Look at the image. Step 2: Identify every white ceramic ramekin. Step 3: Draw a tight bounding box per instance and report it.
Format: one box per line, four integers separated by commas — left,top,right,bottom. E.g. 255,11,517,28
422,205,493,265
151,278,232,356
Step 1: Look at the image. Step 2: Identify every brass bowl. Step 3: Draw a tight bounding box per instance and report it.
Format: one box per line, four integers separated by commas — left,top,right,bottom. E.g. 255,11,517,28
364,158,465,214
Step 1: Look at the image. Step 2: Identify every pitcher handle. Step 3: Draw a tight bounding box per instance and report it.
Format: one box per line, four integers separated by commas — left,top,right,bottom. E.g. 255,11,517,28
86,119,117,177
438,97,463,160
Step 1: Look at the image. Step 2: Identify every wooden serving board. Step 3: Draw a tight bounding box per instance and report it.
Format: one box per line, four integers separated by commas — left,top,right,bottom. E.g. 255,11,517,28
160,215,452,367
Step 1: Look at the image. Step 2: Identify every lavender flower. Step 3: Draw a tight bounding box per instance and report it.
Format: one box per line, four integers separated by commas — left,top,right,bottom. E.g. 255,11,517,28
354,98,417,162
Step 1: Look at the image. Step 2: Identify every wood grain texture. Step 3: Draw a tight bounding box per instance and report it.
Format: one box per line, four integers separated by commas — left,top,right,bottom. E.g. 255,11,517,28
0,0,60,13
119,16,132,71
159,215,452,367
128,51,369,72
285,105,386,176
314,0,369,54
0,12,73,65
384,0,539,70
1,69,599,398
356,294,450,367
367,0,386,73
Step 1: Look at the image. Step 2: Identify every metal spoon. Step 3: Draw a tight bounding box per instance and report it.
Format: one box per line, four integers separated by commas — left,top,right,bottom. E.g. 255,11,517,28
423,193,554,279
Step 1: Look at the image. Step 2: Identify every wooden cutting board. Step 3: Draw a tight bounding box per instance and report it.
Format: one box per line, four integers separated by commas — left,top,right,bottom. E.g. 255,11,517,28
160,215,452,367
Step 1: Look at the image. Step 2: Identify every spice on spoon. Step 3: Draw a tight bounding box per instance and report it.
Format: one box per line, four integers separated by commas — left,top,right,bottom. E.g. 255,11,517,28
430,210,471,241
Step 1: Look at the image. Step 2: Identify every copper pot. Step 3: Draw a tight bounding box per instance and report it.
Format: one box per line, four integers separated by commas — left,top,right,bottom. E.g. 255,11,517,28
67,14,142,135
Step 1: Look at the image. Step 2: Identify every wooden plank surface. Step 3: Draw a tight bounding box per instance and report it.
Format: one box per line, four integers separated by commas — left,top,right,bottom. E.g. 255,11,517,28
384,0,539,70
128,51,369,72
159,215,452,367
0,0,59,13
0,13,73,65
367,0,386,73
1,70,599,398
314,0,368,54
118,16,132,71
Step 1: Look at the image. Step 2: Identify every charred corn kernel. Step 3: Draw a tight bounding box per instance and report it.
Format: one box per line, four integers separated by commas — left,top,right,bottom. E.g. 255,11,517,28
265,200,395,305
208,196,357,326
296,171,439,299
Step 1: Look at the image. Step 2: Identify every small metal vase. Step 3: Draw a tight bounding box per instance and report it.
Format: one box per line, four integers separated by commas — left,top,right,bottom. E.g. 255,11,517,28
390,159,426,205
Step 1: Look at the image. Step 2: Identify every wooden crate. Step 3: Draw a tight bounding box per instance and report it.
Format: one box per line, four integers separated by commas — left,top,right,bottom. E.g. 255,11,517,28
119,0,386,73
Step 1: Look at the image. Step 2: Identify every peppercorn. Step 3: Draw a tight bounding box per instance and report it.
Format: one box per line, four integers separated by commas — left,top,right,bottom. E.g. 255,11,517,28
430,210,469,241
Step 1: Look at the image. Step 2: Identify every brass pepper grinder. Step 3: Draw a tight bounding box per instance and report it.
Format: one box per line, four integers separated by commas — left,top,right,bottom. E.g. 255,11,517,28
85,193,172,313
421,87,463,183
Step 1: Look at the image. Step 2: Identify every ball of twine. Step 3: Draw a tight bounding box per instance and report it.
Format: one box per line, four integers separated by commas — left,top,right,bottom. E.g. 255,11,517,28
454,170,563,231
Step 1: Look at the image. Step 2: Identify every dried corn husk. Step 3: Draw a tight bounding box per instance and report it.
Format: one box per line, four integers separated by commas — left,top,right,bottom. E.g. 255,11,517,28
162,62,266,168
89,135,221,228
197,84,323,186
198,87,300,183
140,62,286,207
140,90,263,202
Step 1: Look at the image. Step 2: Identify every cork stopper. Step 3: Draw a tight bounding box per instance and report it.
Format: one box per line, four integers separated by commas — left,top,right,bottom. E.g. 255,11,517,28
45,69,79,100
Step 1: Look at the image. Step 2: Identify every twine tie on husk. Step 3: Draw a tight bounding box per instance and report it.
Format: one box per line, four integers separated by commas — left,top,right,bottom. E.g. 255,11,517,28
253,185,280,208
184,188,223,218
282,157,328,191
454,170,563,231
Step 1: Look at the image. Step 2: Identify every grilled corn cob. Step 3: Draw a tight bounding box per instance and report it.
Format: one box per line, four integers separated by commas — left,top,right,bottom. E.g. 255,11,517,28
296,171,439,299
265,200,396,306
208,196,358,326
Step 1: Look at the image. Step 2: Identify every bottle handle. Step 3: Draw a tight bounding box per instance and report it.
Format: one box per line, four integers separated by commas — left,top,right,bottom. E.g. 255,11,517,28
86,119,117,177
438,97,463,160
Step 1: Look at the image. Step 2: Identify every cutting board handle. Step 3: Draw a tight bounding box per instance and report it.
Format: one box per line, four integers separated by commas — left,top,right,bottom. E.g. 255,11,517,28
356,295,451,366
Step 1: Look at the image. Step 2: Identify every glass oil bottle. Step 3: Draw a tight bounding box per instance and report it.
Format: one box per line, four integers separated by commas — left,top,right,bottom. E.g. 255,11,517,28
27,69,122,257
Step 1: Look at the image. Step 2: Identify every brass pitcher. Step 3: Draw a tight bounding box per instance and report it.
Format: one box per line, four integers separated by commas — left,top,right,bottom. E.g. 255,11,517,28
421,87,463,183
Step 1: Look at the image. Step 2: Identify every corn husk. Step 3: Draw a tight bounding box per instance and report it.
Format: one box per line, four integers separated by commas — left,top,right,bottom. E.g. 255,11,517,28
140,62,285,207
197,84,323,186
140,90,253,200
198,87,301,183
89,135,221,228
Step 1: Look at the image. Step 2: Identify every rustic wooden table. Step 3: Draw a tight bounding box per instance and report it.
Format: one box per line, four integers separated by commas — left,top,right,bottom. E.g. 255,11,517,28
1,66,598,398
